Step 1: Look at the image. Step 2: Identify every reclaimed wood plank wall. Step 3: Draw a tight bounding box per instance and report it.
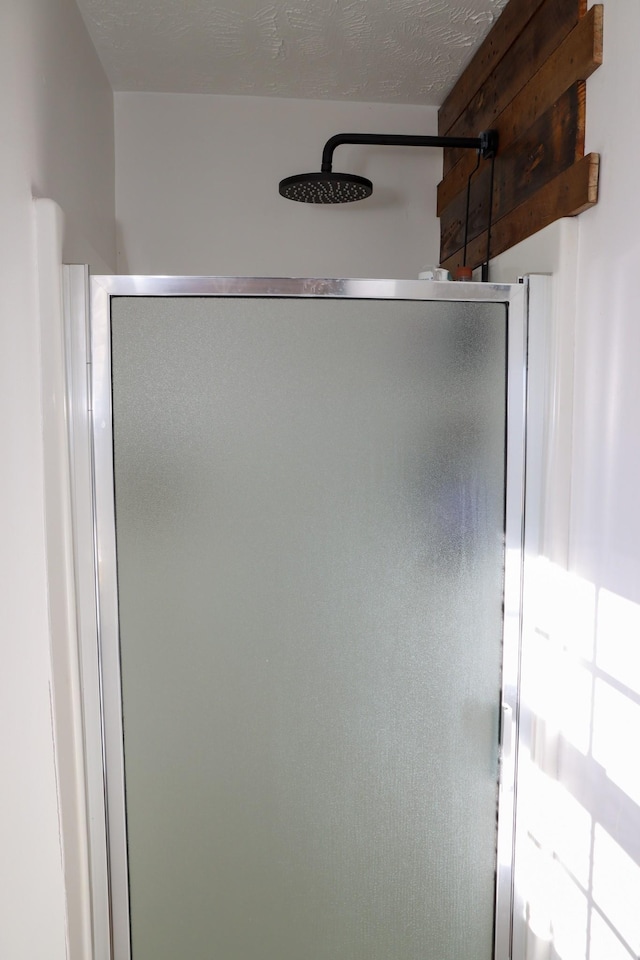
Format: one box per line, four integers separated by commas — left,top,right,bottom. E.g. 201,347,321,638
437,0,603,273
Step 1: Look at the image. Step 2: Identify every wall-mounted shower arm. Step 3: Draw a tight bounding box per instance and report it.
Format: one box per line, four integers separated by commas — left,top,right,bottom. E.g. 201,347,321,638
320,131,498,173
278,129,497,209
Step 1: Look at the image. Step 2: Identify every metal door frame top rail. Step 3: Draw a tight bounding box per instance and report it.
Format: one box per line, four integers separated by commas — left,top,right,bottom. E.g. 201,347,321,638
83,275,528,960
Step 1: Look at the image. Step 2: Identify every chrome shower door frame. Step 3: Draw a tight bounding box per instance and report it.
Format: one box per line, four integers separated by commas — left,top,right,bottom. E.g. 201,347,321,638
88,276,528,960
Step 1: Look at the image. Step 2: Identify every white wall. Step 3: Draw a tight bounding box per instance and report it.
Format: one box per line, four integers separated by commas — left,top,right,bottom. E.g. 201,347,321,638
491,2,640,957
0,2,115,958
563,3,640,951
114,93,440,278
571,0,640,598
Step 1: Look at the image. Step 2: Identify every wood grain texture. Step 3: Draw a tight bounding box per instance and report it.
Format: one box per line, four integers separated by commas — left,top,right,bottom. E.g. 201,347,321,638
439,84,584,263
438,0,549,136
437,5,602,216
440,154,599,273
442,0,584,175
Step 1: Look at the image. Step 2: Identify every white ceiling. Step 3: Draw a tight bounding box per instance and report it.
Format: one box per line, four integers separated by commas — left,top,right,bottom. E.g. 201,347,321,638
75,0,508,105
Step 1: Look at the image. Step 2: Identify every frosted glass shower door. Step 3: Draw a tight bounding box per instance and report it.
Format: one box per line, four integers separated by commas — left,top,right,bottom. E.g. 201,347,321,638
94,283,524,960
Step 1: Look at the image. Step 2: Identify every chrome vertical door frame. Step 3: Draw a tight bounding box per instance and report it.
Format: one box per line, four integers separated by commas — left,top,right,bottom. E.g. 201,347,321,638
89,276,528,960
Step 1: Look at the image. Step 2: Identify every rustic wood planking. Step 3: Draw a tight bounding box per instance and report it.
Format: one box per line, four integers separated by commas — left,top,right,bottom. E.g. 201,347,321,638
438,0,550,137
440,154,599,273
440,84,584,263
437,5,602,217
442,0,584,175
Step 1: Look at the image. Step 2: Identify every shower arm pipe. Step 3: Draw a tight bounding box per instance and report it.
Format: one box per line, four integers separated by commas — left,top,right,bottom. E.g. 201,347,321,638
320,130,498,172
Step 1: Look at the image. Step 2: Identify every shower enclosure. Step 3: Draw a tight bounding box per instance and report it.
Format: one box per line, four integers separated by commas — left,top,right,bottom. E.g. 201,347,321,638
74,275,527,960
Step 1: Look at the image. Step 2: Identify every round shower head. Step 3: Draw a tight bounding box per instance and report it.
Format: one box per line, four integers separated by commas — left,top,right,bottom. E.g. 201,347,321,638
279,171,373,204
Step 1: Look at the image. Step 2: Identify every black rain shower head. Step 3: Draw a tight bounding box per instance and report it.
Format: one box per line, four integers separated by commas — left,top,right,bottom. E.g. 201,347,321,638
279,171,373,204
279,130,498,205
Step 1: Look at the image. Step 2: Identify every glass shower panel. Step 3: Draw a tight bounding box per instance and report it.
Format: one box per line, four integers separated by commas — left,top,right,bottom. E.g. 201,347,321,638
110,295,507,960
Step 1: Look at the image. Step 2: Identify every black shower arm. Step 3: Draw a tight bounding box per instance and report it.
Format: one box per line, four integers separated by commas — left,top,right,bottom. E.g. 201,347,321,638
320,130,498,173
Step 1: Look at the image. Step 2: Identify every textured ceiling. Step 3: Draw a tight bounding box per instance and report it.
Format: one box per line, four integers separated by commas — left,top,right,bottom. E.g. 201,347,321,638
75,0,508,104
